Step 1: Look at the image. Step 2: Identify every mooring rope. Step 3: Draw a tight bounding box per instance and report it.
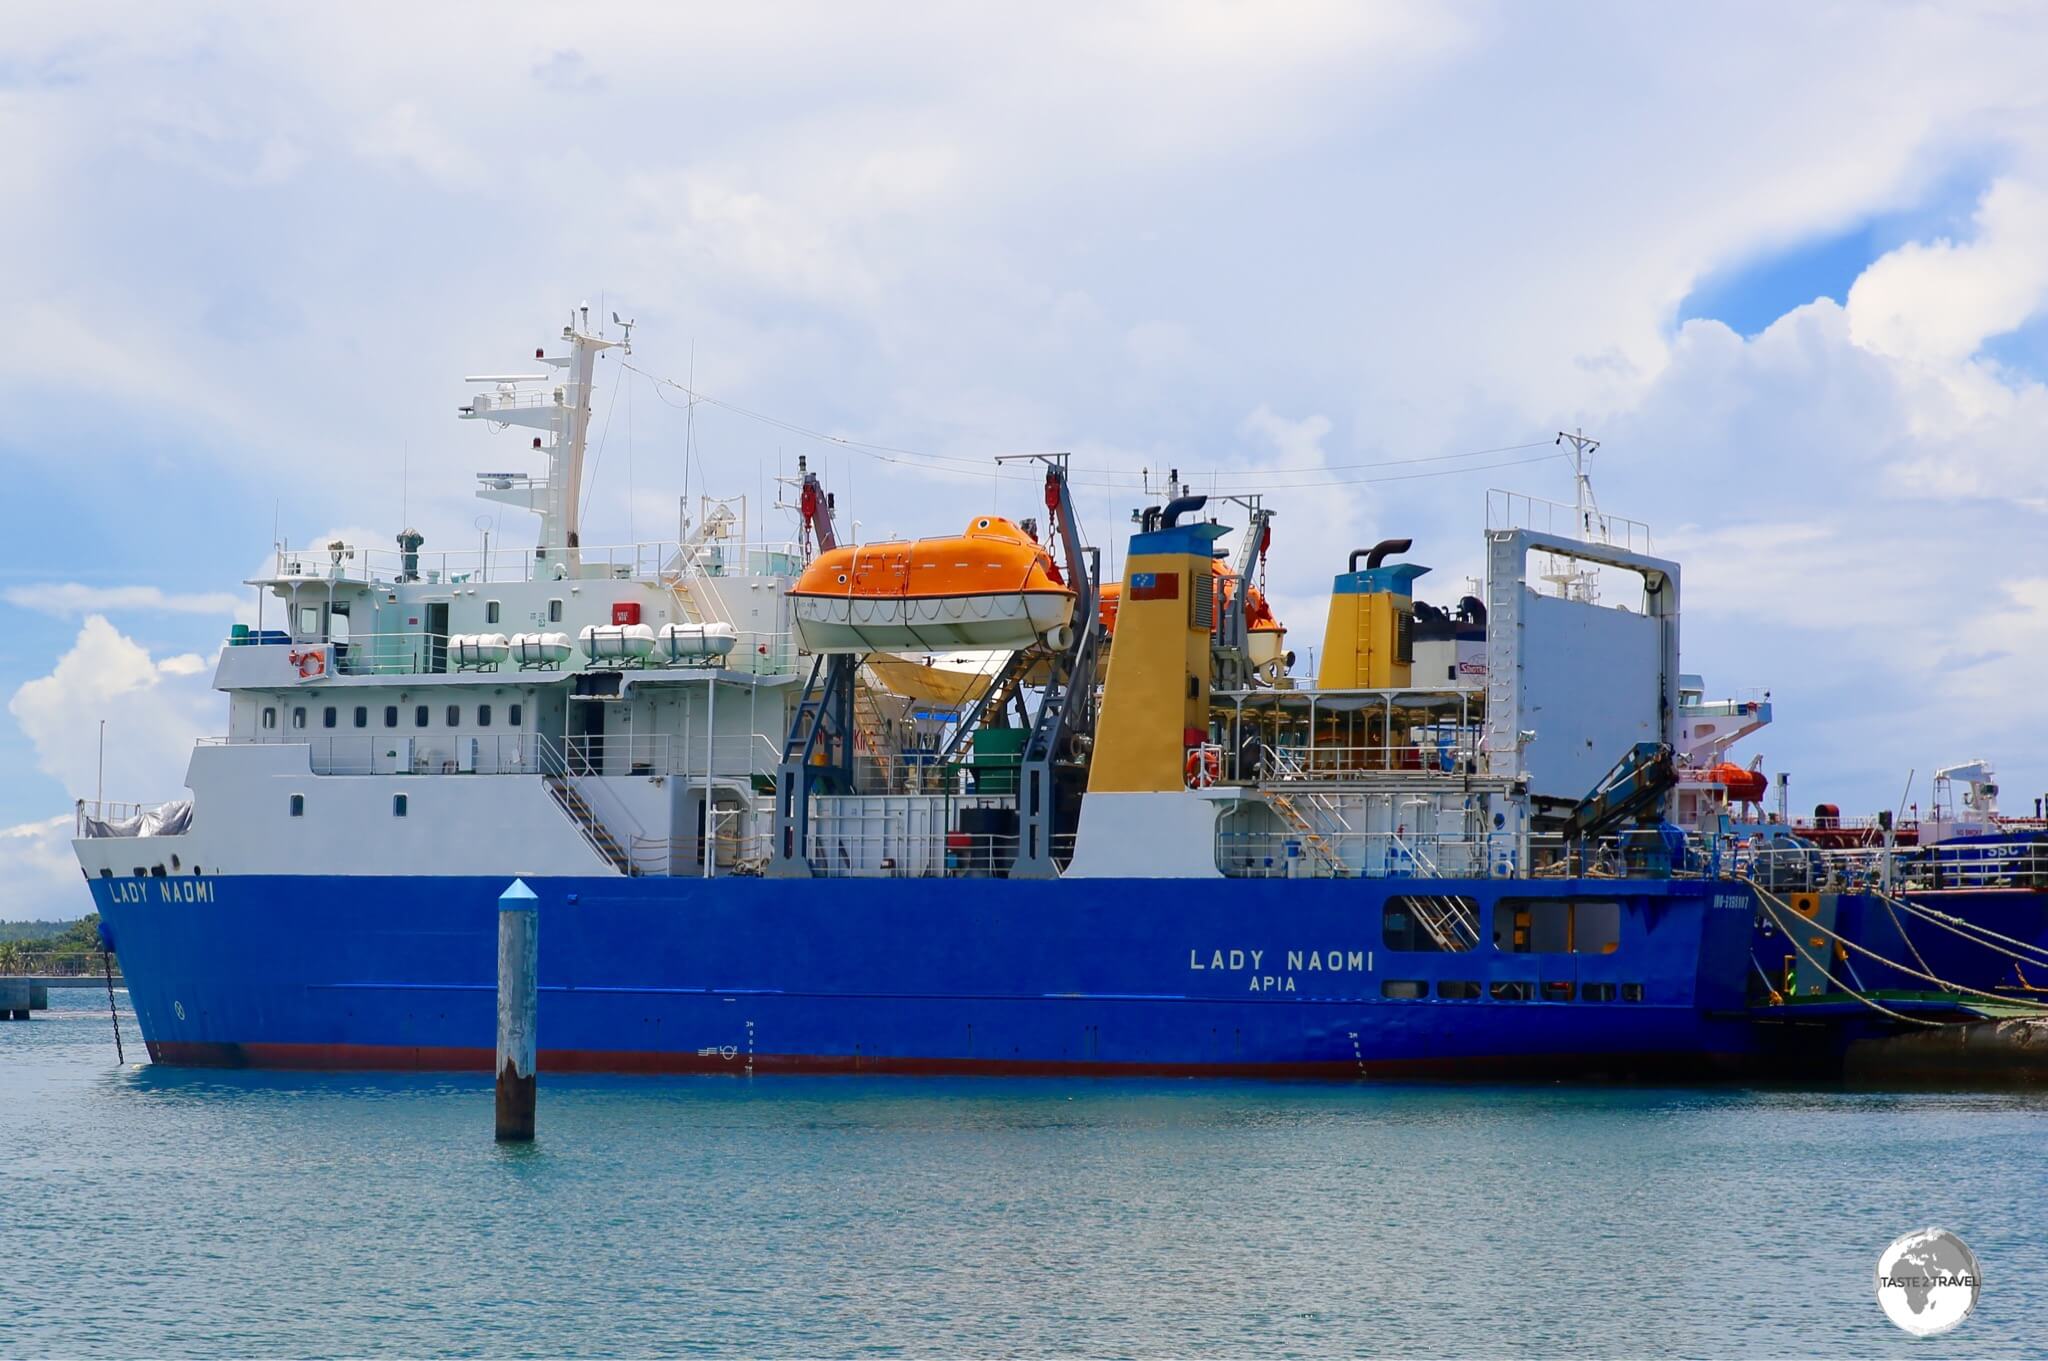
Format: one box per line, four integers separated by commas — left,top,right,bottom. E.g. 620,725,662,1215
1871,886,2048,971
1747,886,1945,1028
1745,878,2048,1017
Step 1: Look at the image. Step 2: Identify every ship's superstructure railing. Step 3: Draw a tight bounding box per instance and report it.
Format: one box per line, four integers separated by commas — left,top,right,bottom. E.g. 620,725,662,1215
218,628,802,679
1485,489,1653,555
1216,830,1722,881
562,733,781,780
192,730,785,782
1743,838,2048,893
1213,685,1487,783
266,537,807,589
768,831,1077,879
199,732,554,776
1218,831,1523,879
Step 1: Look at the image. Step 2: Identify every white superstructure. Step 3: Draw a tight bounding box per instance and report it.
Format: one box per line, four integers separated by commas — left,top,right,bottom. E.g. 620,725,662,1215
75,313,812,882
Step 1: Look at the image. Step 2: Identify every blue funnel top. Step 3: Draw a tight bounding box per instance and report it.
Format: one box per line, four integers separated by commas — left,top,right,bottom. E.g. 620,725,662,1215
1332,562,1430,595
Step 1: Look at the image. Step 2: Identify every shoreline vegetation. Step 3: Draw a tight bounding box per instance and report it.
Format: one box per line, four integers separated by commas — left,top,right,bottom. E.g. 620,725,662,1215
0,914,112,974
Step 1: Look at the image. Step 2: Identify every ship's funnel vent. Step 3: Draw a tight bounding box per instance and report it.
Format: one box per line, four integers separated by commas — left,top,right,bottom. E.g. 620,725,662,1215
1351,538,1412,572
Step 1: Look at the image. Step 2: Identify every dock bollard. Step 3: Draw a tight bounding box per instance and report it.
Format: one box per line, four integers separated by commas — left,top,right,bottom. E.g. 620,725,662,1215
495,878,539,1142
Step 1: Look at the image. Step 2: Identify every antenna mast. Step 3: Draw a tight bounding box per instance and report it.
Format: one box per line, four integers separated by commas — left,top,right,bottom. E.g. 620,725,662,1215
1557,428,1602,542
459,308,630,578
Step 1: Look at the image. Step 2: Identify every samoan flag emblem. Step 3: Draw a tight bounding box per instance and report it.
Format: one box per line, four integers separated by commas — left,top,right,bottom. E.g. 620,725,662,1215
1129,571,1178,601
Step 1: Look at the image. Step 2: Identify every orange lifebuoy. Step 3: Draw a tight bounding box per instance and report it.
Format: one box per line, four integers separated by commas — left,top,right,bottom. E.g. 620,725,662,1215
1184,746,1220,789
290,647,326,679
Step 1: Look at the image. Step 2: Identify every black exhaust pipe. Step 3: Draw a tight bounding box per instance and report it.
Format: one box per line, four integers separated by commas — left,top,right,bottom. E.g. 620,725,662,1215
1161,495,1208,528
1349,538,1412,572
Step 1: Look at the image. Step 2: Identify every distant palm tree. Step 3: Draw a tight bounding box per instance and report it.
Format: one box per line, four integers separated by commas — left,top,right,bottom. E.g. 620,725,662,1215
0,941,24,974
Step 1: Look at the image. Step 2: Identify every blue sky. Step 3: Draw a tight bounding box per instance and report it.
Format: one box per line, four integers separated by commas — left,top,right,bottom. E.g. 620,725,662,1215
6,3,2048,916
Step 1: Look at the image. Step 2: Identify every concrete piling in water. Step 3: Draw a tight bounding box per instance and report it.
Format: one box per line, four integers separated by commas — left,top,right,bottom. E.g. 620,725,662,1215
496,878,539,1142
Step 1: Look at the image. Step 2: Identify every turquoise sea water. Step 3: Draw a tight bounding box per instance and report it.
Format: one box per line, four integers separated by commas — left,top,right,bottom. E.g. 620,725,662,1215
5,989,2046,1358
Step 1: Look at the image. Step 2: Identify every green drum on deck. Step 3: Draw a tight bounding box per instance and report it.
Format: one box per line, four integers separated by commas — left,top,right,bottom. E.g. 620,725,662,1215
971,726,1026,794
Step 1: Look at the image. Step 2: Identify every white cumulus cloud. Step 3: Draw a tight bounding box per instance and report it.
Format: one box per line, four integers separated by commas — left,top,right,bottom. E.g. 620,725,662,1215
3,583,246,618
0,815,84,923
8,615,215,808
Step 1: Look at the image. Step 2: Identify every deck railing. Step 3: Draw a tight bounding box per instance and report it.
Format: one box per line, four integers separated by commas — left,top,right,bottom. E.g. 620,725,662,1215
267,538,808,589
1744,838,2048,893
223,628,803,679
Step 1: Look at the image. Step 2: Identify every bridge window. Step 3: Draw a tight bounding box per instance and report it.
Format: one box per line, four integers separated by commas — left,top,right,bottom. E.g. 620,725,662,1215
291,706,306,729
383,705,399,728
547,599,563,623
1582,983,1617,1002
508,703,523,727
1437,979,1482,999
1382,895,1480,952
289,794,304,817
322,706,337,729
486,601,501,625
446,704,460,727
1541,981,1575,1002
392,794,408,818
1489,980,1533,1001
477,704,492,728
1622,983,1645,1002
1380,979,1427,999
262,706,277,730
413,705,429,728
353,706,368,729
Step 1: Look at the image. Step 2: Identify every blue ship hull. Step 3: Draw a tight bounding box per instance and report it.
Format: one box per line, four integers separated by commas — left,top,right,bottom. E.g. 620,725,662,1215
92,874,1768,1078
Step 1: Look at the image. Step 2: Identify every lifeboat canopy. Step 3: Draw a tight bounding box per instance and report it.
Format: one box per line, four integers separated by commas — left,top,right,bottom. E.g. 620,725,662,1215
789,515,1076,654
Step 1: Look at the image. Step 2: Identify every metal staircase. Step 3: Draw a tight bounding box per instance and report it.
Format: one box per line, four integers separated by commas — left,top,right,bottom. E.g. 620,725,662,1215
543,773,636,875
1263,790,1349,875
1257,743,1352,875
1405,892,1481,951
851,672,898,791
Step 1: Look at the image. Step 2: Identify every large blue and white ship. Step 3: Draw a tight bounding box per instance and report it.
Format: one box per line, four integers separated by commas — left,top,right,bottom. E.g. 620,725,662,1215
70,309,1888,1077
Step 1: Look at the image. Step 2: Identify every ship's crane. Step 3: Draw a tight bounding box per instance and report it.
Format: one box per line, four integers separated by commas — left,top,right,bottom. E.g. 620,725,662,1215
1559,741,1676,844
770,456,858,874
793,454,839,556
1213,498,1273,692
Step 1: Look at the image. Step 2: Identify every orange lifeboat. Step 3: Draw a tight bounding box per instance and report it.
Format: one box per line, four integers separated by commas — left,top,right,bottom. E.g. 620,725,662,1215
789,516,1076,654
1707,762,1769,803
1099,560,1286,671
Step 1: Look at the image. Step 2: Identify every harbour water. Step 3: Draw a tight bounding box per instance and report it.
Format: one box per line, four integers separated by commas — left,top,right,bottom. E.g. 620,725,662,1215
5,990,2045,1357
